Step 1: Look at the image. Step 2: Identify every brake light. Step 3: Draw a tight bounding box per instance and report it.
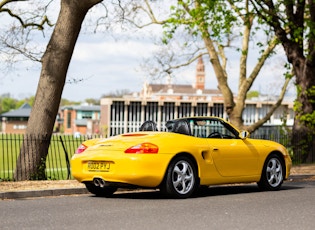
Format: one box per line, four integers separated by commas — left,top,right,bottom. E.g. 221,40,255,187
76,144,87,154
124,143,159,154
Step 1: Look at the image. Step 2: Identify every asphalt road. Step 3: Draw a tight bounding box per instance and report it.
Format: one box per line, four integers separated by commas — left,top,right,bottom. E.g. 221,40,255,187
1,180,314,230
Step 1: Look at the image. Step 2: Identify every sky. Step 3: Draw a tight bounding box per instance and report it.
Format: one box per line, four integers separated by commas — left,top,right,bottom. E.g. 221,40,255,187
0,31,294,102
0,1,295,102
0,31,217,101
0,33,159,101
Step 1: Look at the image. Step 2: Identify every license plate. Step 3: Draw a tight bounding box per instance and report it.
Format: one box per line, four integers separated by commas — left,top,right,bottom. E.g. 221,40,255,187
87,161,110,172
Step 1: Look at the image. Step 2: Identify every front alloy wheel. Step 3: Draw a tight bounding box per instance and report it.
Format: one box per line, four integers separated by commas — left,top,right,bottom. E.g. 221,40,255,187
161,156,198,198
258,154,284,191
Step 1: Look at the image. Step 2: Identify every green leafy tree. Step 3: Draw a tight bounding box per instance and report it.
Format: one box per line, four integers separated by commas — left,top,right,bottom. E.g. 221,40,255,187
16,96,35,108
129,0,291,132
85,98,100,105
250,0,315,162
246,91,259,99
101,89,132,98
0,96,18,113
60,98,81,106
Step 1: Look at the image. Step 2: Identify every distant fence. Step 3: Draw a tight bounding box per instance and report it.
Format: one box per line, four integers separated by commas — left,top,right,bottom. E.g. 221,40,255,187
0,134,98,181
251,125,315,163
0,127,314,181
251,125,291,147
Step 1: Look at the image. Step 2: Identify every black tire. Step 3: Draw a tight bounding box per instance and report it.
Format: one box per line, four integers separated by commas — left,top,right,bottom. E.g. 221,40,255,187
258,154,284,191
160,156,199,198
85,183,117,197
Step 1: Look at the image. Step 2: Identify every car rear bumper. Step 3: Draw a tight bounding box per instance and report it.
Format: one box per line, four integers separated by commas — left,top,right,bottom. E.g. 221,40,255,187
71,153,171,187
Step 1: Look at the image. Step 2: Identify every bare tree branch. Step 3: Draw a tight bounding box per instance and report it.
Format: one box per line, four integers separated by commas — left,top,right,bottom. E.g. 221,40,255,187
0,0,53,30
247,76,291,133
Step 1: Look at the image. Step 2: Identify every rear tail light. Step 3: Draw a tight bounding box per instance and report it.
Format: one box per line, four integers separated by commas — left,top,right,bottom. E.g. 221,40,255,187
124,143,159,154
76,144,87,154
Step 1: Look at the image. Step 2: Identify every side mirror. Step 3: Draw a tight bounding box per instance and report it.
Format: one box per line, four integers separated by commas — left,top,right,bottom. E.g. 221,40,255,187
239,130,249,139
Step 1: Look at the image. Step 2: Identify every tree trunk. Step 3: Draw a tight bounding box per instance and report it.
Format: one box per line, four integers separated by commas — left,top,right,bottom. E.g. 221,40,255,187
291,62,315,163
291,120,314,163
249,0,315,162
14,0,102,181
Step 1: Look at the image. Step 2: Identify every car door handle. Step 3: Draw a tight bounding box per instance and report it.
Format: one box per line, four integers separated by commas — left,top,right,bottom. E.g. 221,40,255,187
213,147,219,151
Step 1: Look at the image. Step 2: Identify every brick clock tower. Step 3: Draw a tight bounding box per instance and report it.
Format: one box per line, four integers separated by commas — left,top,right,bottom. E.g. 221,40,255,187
195,57,205,90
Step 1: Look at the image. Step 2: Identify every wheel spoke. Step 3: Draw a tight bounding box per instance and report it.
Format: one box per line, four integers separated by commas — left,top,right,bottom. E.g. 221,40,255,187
173,166,181,185
181,162,188,174
180,180,187,192
173,176,181,187
270,159,276,169
185,173,192,181
268,174,275,184
276,164,281,173
174,165,181,174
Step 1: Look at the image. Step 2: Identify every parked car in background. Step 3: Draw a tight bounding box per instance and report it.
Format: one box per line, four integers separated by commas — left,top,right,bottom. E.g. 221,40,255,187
71,116,292,198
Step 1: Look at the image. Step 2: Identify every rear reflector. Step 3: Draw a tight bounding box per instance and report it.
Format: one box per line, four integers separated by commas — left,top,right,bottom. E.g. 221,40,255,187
76,144,87,154
122,134,147,137
124,143,158,154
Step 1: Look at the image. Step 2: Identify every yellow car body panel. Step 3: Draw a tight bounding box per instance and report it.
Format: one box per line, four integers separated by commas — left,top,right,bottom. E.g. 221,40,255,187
71,116,292,191
71,147,172,187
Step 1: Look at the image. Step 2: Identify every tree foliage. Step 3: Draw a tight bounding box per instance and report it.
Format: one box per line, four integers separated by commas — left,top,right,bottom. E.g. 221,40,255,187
102,89,132,98
0,94,35,113
246,90,259,99
250,0,315,162
0,96,17,113
128,0,291,132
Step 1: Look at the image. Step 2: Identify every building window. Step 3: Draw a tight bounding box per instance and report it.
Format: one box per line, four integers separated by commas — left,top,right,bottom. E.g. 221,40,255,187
81,111,93,119
178,103,192,117
144,102,159,121
67,112,71,129
13,125,27,130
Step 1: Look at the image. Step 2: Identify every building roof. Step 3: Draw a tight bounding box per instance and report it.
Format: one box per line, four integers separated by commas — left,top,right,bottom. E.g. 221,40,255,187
75,119,88,126
0,103,32,118
61,105,100,111
148,83,221,95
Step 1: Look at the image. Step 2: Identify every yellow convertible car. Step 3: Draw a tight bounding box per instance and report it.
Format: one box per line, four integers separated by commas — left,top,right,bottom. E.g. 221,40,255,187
71,116,292,198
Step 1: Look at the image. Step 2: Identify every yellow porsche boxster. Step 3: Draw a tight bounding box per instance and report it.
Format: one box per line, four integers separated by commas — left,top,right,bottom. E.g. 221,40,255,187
71,116,292,198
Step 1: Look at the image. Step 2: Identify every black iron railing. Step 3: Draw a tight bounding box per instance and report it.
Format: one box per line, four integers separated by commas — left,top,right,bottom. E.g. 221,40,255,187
0,134,98,181
0,127,314,181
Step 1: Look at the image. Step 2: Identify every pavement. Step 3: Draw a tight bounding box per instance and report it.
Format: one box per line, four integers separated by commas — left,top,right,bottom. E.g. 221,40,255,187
1,164,314,200
0,187,89,200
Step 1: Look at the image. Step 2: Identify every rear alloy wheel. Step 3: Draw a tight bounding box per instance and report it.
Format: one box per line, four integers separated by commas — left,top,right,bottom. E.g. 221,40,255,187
161,156,198,198
85,183,117,197
258,154,284,191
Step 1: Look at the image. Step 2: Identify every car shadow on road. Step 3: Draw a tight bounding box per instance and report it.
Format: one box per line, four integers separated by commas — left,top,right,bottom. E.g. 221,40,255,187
194,182,304,198
91,181,305,200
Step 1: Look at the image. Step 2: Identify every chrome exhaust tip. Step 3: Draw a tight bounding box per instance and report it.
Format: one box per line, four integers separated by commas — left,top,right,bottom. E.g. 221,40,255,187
99,179,106,188
93,178,106,187
93,178,100,187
